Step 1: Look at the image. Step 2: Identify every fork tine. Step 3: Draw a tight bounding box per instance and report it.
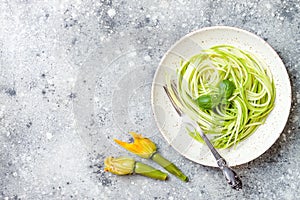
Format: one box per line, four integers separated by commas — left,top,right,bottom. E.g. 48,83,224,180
170,81,181,102
163,85,183,116
170,81,186,109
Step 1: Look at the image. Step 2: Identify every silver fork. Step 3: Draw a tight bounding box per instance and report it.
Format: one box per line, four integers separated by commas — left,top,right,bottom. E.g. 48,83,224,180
163,82,242,190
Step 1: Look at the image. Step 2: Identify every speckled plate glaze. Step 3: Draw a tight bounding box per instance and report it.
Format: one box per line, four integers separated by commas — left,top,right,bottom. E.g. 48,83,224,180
151,26,291,167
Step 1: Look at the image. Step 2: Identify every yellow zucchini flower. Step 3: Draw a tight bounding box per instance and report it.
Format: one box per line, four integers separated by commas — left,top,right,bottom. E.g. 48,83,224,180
104,156,135,175
114,132,156,159
104,156,167,180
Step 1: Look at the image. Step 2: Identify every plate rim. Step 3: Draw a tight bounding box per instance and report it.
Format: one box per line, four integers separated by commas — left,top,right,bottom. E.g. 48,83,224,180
151,26,292,167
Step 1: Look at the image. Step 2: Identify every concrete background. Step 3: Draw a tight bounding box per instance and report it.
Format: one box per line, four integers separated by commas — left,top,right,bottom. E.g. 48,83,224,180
0,0,299,199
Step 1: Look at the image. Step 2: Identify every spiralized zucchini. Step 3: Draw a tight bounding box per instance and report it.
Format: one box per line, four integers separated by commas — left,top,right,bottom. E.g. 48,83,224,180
166,45,276,149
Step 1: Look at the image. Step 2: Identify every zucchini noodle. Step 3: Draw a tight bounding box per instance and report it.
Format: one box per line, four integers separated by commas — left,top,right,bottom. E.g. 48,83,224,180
166,45,276,149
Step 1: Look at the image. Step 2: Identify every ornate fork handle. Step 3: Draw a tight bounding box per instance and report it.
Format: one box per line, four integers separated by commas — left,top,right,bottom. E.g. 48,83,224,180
217,158,242,190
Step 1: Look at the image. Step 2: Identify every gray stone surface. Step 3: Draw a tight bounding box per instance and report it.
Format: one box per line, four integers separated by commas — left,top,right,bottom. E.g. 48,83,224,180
0,0,300,199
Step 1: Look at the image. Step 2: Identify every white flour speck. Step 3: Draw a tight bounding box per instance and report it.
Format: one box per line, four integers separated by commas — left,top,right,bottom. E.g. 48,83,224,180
265,3,272,9
107,9,116,18
144,55,151,61
46,132,53,140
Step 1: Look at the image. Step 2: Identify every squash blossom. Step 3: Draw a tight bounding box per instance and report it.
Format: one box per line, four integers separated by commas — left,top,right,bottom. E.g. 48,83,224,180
114,132,156,159
104,156,167,180
114,132,189,182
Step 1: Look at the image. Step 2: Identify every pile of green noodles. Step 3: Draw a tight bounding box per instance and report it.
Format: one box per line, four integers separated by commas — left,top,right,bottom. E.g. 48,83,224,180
166,45,276,149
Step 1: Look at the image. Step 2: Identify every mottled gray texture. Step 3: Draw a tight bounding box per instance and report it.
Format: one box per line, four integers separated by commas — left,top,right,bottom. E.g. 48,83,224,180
0,0,299,199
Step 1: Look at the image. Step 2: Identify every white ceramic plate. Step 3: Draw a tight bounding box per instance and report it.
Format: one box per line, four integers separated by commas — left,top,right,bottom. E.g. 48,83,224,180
151,26,291,167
